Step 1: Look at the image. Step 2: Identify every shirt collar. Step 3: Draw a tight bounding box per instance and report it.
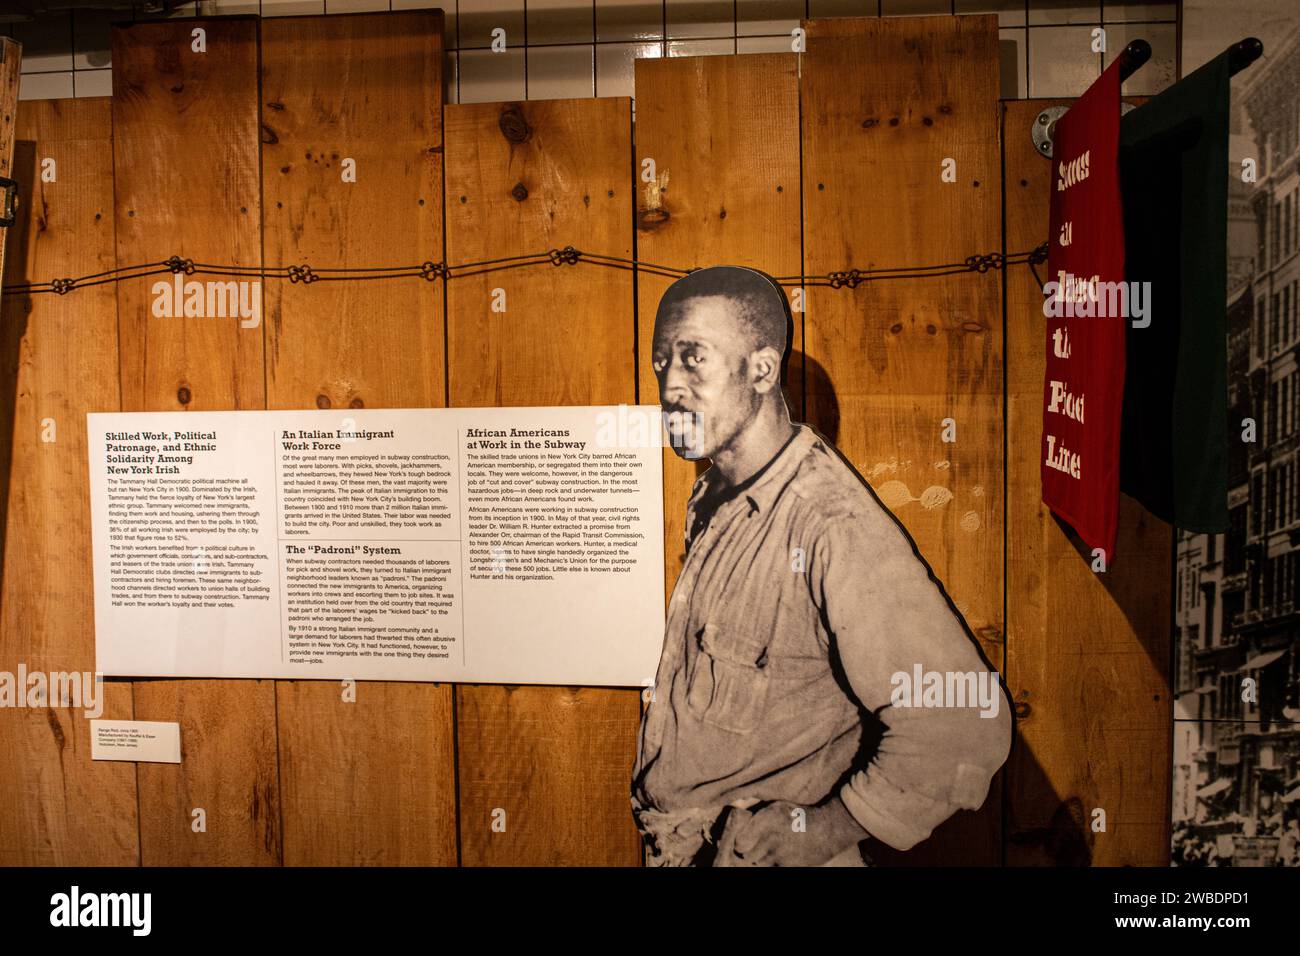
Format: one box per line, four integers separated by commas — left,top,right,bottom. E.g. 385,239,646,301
691,423,819,516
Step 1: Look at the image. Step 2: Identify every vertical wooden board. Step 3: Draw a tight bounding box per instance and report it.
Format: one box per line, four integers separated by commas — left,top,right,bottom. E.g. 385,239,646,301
445,97,641,865
1003,99,1172,866
633,53,803,589
261,10,457,866
0,38,21,287
0,98,137,865
262,10,446,412
800,14,1004,864
112,17,279,865
113,18,265,414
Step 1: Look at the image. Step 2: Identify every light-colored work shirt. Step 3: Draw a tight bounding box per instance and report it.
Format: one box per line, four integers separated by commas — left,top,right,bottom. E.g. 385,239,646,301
631,422,1012,855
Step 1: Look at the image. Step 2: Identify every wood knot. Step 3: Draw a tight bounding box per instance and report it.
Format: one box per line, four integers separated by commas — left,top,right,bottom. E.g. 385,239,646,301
498,105,532,144
176,385,192,406
637,208,670,230
316,394,331,409
511,182,529,202
349,397,364,409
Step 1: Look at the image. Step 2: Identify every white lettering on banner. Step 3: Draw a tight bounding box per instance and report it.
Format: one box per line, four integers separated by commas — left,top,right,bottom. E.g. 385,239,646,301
1047,380,1085,424
1044,434,1082,479
1056,149,1091,191
1052,270,1101,304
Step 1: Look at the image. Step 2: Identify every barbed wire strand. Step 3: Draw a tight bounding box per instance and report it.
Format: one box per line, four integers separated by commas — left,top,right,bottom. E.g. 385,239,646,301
2,243,1050,297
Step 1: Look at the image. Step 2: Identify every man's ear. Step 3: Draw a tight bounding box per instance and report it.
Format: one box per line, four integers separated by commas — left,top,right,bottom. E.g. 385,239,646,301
749,346,784,394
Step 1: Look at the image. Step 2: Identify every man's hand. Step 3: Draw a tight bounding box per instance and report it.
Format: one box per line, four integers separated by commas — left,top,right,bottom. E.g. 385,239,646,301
714,796,868,866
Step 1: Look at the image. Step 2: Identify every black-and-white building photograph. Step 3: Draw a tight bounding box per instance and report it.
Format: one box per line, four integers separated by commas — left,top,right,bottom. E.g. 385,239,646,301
1174,9,1300,867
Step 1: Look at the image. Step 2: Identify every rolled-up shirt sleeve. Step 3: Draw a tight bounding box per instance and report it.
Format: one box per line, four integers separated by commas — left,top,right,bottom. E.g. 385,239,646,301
810,497,1012,852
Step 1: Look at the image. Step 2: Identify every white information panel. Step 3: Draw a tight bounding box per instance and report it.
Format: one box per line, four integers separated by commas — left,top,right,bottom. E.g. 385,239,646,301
88,405,665,686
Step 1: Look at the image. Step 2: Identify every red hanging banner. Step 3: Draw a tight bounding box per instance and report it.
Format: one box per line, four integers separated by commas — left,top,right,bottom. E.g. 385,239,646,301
1042,56,1126,559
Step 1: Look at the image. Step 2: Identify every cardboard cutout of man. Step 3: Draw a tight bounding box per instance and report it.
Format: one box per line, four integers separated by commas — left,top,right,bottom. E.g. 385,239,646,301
631,265,1013,866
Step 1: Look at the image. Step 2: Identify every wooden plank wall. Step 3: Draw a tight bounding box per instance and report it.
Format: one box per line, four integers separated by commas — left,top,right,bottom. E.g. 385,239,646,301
0,12,1174,867
800,15,1005,864
445,97,641,866
1003,98,1173,866
112,15,278,866
260,9,456,868
633,53,804,589
0,98,137,865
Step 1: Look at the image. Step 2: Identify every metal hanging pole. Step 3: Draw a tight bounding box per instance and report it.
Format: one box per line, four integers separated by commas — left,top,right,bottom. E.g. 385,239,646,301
1117,39,1153,84
1228,37,1264,76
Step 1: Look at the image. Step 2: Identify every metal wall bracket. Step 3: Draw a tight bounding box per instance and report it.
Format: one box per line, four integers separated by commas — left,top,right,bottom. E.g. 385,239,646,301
1031,106,1069,159
0,177,17,228
1033,102,1137,159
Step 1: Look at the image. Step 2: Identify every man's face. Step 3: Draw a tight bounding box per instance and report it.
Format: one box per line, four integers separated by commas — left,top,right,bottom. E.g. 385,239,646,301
652,295,762,461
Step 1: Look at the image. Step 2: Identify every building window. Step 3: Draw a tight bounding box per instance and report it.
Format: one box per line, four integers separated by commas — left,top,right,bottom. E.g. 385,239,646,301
1293,365,1300,430
1269,382,1279,444
1252,554,1263,611
1257,298,1267,359
1288,463,1295,527
1283,464,1290,528
1287,554,1296,609
1284,377,1292,437
1206,587,1217,646
1274,293,1282,354
1259,196,1270,268
1254,472,1265,536
1270,469,1279,530
1287,286,1294,348
1293,280,1299,346
1287,193,1294,258
1275,199,1283,265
